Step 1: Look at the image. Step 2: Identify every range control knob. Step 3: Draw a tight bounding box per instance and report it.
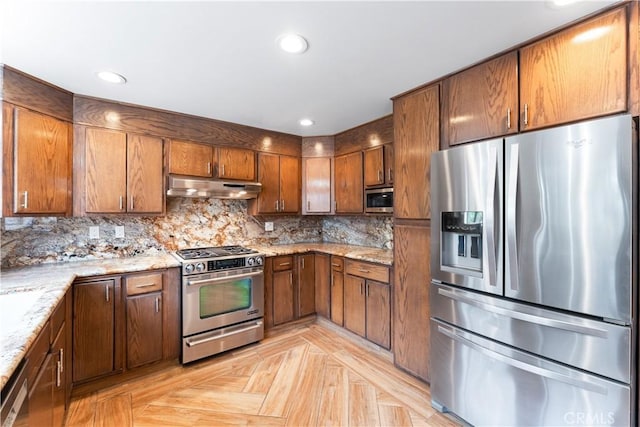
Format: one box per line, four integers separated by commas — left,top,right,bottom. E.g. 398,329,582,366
184,263,195,274
195,262,206,272
255,256,264,266
247,257,255,266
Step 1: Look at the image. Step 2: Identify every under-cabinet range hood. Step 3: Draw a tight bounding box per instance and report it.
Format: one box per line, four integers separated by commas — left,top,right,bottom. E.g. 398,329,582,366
166,175,262,199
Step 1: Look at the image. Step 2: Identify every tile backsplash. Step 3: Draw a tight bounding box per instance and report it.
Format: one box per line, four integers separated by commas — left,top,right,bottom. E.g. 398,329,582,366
1,198,393,268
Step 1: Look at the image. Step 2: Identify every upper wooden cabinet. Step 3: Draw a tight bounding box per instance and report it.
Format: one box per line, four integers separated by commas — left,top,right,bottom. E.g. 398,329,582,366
364,144,393,187
393,84,440,220
218,147,256,181
168,139,215,177
520,6,627,131
302,157,332,214
334,151,363,213
443,52,519,146
2,104,72,216
250,153,300,214
76,127,164,215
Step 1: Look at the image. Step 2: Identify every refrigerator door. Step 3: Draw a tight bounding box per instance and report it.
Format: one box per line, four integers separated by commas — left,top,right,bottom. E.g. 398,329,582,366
431,318,631,427
431,139,503,295
505,114,633,323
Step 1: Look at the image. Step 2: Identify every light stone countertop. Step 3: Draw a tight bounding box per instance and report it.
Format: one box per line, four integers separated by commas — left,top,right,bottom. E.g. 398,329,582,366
0,243,391,391
0,254,180,390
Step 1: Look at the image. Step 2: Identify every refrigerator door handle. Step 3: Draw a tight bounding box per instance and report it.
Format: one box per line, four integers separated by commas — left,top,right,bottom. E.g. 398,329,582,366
436,324,607,395
484,145,498,287
437,287,609,338
507,143,519,291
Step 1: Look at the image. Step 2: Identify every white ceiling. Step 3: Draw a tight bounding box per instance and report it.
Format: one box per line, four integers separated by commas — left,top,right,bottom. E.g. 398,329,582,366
1,0,619,137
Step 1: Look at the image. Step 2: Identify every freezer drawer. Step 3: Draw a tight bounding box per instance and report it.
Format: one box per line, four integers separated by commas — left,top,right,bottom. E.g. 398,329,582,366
431,282,632,383
431,318,631,427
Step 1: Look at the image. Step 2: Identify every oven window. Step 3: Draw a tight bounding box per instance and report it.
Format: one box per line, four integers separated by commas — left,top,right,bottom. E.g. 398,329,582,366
199,278,252,318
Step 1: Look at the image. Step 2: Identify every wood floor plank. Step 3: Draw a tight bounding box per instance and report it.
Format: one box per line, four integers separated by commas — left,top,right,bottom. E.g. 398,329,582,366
348,378,380,427
286,352,328,426
316,363,349,426
133,404,203,426
379,404,414,427
152,388,266,414
243,352,286,394
258,344,308,417
64,392,97,427
193,374,251,392
94,393,132,427
194,411,288,426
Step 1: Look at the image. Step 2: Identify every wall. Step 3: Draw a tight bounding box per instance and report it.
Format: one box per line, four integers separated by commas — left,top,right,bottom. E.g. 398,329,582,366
0,198,393,268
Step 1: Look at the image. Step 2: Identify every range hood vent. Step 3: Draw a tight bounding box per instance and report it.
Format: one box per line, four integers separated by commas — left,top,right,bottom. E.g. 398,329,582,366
166,175,262,199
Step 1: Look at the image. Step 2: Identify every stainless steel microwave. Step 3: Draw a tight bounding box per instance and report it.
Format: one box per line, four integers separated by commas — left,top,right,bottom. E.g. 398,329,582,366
365,187,393,213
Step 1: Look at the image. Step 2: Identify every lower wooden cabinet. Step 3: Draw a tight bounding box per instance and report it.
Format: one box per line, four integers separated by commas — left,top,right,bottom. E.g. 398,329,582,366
126,292,163,369
269,254,317,325
314,253,331,318
272,256,295,326
365,280,391,349
344,275,366,337
330,256,345,326
297,254,315,318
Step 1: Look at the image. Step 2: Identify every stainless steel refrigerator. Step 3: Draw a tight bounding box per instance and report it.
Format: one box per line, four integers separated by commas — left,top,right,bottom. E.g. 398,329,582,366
430,114,637,426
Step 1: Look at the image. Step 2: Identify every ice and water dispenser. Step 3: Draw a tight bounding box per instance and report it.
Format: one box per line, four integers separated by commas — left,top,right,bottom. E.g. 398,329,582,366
441,211,483,275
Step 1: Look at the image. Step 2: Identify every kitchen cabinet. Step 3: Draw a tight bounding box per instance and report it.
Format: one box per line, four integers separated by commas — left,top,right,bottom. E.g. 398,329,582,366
78,127,164,215
364,144,393,187
393,84,439,219
272,255,295,325
334,151,363,213
168,139,216,177
218,146,256,181
519,6,627,131
302,156,333,214
330,256,344,326
125,272,163,369
442,51,518,146
72,277,123,383
251,153,300,214
314,253,331,319
343,259,391,349
2,104,72,216
296,253,315,317
393,224,430,381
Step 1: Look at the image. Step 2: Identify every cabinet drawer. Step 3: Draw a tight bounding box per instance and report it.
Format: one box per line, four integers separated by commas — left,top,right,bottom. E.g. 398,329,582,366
345,260,389,283
50,294,66,340
273,256,294,272
330,256,344,272
126,272,163,296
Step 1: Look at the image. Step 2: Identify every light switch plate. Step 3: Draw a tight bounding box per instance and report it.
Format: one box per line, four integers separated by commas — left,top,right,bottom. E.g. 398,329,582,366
115,226,125,238
89,226,99,239
264,222,274,232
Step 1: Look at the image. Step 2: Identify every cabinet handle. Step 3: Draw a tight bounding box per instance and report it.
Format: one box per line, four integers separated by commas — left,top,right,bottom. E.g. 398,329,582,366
366,283,370,297
221,164,225,177
331,263,340,267
281,200,285,211
59,348,64,373
388,168,392,182
275,200,279,212
307,201,311,211
360,282,364,295
523,104,529,126
507,108,511,129
20,191,28,209
378,170,383,182
301,258,305,269
155,297,160,313
135,283,157,288
207,162,212,175
290,274,292,285
358,268,371,273
56,361,62,387
119,196,124,211
279,262,291,266
130,196,135,211
105,284,110,302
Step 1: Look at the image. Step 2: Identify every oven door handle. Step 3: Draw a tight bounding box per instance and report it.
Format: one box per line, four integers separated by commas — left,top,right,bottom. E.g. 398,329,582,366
186,270,263,286
185,320,263,347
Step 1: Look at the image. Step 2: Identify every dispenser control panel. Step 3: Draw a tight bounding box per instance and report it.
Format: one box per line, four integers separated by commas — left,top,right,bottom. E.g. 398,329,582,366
441,211,483,273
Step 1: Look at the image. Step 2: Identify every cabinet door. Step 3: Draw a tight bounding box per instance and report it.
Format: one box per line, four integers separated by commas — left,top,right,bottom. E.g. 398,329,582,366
85,128,127,213
168,139,214,177
297,254,315,317
443,51,518,145
256,153,280,213
273,270,294,325
304,157,332,214
51,325,66,427
366,280,391,349
126,292,163,369
384,144,394,185
393,84,439,219
279,155,300,213
127,134,164,214
520,7,627,130
335,151,363,213
28,353,54,427
330,261,344,326
343,275,366,338
218,147,255,181
12,107,71,215
393,224,431,381
314,253,331,318
364,146,384,187
73,279,120,383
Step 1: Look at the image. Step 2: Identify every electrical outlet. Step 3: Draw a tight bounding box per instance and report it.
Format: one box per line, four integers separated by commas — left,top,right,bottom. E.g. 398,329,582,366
115,226,125,238
264,222,274,232
89,226,99,239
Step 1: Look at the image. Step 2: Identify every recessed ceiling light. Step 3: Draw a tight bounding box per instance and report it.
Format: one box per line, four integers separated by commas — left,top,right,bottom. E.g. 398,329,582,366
277,33,309,54
97,71,127,84
299,118,314,126
547,0,580,8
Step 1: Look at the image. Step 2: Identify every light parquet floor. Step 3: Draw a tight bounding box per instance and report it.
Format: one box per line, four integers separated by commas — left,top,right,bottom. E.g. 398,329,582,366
64,322,461,427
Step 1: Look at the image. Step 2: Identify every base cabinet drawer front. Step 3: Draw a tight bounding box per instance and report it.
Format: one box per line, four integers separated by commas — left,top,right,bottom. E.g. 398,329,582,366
126,292,163,369
273,255,294,272
126,272,163,296
345,259,389,283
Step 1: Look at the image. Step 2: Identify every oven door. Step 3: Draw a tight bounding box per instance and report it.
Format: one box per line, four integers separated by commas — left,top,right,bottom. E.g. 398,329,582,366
182,268,264,337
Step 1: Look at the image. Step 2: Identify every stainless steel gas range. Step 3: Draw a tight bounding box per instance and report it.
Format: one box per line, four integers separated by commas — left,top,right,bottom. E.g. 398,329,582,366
175,246,265,364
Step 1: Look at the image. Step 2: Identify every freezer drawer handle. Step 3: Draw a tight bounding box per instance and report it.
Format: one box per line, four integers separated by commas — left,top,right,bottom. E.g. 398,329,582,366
185,321,263,347
437,324,607,395
438,287,608,338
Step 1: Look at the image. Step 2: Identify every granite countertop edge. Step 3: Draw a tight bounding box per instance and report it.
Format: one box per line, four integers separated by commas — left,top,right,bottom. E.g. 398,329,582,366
0,243,391,390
